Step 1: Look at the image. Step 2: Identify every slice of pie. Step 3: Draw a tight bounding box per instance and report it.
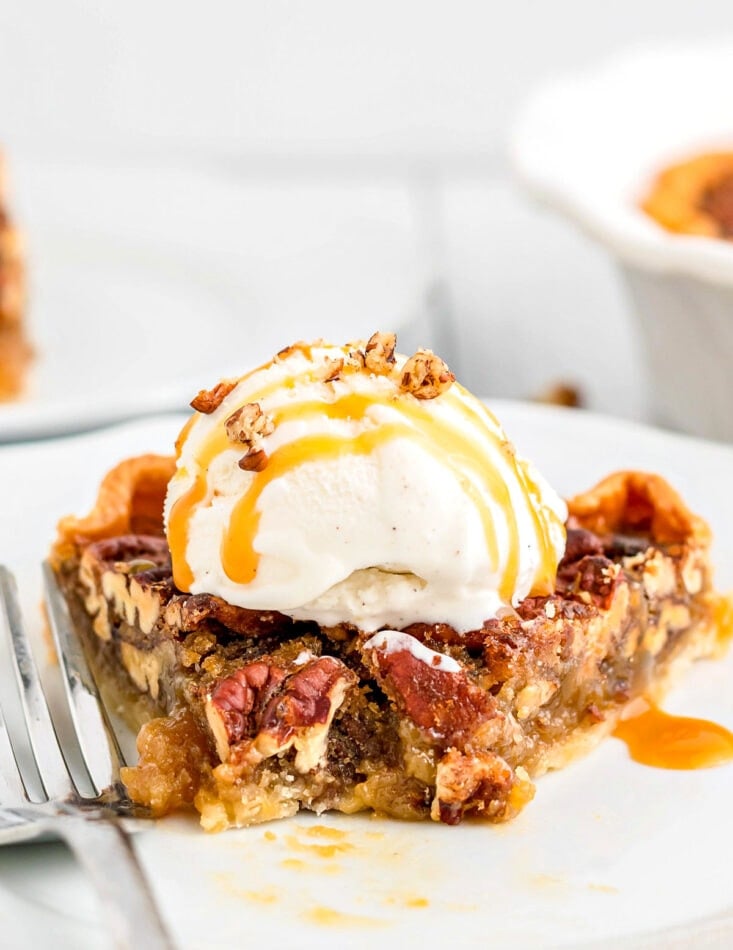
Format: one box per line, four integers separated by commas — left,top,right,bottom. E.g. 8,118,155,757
0,155,31,400
49,338,724,830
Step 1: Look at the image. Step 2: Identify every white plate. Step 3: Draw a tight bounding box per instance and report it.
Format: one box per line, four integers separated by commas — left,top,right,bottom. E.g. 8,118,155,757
0,404,731,949
0,156,431,441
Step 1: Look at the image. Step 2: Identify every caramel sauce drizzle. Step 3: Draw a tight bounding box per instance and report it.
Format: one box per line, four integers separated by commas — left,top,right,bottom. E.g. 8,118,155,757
455,390,564,594
168,354,562,602
168,426,230,591
174,415,197,458
613,699,733,770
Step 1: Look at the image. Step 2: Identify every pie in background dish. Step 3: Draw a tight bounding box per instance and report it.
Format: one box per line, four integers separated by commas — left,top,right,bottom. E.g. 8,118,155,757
642,151,733,239
0,154,30,400
50,336,724,830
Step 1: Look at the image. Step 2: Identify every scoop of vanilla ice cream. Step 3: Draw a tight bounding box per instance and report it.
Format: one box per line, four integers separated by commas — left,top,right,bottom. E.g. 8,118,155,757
165,338,567,633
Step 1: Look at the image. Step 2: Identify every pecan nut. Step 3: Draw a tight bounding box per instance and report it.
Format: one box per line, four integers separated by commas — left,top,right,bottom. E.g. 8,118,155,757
225,402,274,446
558,554,620,610
431,749,533,825
364,331,397,375
238,448,268,472
365,632,497,748
560,527,604,568
80,535,173,640
322,356,344,382
163,592,291,638
206,662,288,760
399,349,455,399
205,655,356,773
190,379,238,414
256,656,357,771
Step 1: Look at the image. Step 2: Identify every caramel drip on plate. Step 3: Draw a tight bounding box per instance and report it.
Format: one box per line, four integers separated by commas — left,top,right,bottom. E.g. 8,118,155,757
613,700,733,770
169,358,562,601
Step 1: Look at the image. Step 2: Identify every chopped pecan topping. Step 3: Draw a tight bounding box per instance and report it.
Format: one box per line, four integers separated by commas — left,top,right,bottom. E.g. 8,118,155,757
366,635,497,748
322,357,344,382
223,403,274,472
225,403,274,446
364,331,397,375
399,349,455,399
431,750,532,825
190,379,238,414
344,345,366,370
238,448,268,472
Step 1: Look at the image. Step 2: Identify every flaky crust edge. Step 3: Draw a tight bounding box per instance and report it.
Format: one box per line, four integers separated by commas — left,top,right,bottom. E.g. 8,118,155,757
567,470,710,547
50,454,175,567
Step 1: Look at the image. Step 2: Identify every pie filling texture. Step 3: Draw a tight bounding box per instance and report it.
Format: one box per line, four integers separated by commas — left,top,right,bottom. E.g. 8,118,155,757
51,455,725,830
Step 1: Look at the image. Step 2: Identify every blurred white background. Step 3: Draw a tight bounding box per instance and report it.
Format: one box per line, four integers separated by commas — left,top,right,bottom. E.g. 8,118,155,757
3,0,733,421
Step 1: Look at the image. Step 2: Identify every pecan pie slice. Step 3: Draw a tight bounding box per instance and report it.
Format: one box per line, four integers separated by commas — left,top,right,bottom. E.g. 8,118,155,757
49,455,724,830
0,155,30,400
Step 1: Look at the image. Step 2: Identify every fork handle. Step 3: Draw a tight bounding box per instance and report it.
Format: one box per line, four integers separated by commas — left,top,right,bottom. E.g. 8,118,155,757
52,815,174,949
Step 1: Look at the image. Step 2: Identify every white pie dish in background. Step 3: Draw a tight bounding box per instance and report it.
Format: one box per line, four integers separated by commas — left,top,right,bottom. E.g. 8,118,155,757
512,42,733,442
0,154,435,442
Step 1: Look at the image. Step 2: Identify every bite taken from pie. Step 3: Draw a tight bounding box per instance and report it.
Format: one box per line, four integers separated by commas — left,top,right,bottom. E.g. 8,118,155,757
51,333,725,830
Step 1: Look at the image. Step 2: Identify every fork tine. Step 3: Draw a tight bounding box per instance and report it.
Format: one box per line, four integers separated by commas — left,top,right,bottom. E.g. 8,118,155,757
0,724,26,803
0,566,73,802
42,561,125,797
0,570,32,805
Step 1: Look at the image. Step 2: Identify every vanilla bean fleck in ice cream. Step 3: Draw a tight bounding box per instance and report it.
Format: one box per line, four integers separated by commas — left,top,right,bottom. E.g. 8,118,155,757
165,334,567,633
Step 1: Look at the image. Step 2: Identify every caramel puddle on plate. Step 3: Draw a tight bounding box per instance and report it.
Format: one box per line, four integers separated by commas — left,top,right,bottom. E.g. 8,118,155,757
284,824,356,859
212,874,279,905
283,822,421,927
524,873,617,899
280,857,341,876
242,820,437,927
289,826,387,929
528,873,569,893
383,895,430,909
588,883,619,895
302,906,387,929
613,698,733,769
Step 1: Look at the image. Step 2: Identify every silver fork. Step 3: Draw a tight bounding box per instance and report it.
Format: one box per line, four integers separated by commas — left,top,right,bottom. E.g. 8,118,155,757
0,565,174,949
